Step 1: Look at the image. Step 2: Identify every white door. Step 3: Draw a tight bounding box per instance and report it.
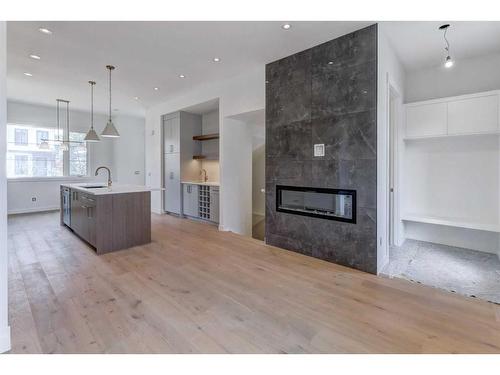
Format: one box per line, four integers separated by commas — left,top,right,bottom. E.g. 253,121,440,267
164,153,181,214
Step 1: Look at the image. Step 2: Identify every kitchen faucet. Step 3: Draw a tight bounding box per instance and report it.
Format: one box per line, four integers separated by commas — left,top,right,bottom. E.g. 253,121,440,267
95,166,112,186
201,169,208,182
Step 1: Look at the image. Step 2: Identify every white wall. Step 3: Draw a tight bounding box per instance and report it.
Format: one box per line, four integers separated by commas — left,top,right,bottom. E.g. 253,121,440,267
221,117,253,235
0,21,11,353
377,23,406,273
406,52,500,103
7,101,145,214
201,110,220,182
252,143,265,216
252,119,265,217
145,66,264,234
112,115,146,185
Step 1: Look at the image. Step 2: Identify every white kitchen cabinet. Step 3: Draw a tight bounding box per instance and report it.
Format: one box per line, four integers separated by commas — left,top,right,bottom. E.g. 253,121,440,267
162,111,202,215
406,102,447,138
163,115,180,154
447,94,499,135
182,183,199,218
164,153,181,214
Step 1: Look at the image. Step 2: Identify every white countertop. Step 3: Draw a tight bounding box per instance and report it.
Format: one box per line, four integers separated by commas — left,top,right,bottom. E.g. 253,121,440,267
181,181,220,186
61,183,153,195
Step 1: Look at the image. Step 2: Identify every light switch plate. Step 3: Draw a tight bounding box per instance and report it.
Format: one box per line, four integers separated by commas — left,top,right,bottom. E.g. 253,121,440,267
314,144,325,157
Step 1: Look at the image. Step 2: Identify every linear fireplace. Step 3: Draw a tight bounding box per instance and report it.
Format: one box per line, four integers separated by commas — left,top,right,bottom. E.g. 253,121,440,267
276,185,356,224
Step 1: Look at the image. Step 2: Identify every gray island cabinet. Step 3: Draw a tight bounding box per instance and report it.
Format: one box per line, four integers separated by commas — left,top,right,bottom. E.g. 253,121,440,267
60,183,151,254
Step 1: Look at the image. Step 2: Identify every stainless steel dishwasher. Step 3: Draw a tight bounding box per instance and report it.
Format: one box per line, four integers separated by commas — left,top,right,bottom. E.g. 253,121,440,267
62,187,71,226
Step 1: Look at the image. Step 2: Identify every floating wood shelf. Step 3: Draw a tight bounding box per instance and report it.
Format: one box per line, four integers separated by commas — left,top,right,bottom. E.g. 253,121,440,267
193,133,219,141
193,155,219,160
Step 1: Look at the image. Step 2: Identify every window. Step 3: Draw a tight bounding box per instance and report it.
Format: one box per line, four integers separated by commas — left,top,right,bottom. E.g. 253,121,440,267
14,128,28,145
36,130,49,145
14,155,29,176
69,132,88,176
6,124,88,178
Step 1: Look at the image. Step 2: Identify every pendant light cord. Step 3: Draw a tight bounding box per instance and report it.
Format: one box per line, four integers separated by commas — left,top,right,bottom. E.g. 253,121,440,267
90,81,94,129
108,66,112,121
66,101,69,143
56,99,60,142
443,26,450,55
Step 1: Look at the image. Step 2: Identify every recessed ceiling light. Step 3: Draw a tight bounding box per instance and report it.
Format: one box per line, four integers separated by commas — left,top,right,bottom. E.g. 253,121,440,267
282,24,291,30
38,27,52,35
29,54,41,60
134,96,139,100
154,87,159,91
328,61,333,65
213,57,221,62
179,74,185,79
23,72,33,77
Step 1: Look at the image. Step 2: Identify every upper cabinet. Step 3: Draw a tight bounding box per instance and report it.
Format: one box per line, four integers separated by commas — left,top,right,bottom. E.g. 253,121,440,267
447,94,499,135
163,114,180,154
405,90,500,139
406,102,447,138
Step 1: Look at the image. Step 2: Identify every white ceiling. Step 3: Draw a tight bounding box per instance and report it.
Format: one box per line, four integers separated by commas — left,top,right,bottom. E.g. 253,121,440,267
7,21,372,117
9,21,500,117
382,21,500,72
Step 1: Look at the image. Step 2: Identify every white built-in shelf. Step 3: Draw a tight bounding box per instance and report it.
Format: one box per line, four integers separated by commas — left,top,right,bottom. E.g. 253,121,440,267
403,131,500,141
402,214,500,233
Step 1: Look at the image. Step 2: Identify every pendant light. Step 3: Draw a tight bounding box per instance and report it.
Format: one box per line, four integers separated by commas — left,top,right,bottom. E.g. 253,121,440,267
101,65,120,137
84,81,100,142
439,24,454,68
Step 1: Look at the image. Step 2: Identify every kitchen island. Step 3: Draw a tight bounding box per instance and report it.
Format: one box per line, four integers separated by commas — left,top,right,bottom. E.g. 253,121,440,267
60,183,151,254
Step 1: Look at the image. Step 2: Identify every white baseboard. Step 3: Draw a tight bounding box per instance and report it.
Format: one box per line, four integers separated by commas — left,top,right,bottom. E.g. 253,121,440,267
8,206,59,215
0,326,11,353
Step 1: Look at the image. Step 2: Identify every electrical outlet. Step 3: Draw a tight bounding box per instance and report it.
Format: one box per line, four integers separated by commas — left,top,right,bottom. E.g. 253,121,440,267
32,197,37,202
313,144,325,157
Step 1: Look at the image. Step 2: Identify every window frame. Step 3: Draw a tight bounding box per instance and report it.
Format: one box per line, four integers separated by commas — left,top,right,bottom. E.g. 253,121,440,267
6,123,91,181
14,128,29,145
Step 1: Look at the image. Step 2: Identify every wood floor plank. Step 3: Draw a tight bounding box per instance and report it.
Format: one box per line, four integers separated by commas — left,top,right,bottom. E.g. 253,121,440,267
7,211,500,353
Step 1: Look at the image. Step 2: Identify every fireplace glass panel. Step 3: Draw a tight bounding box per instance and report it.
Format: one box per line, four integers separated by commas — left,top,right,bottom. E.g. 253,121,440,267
276,185,356,223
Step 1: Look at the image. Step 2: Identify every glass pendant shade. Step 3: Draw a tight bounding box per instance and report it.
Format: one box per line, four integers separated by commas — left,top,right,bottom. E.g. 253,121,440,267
84,128,100,142
444,55,454,68
101,119,120,137
39,140,49,150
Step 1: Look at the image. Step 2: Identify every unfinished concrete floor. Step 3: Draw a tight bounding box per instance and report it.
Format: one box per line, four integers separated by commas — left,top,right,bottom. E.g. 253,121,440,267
383,239,500,304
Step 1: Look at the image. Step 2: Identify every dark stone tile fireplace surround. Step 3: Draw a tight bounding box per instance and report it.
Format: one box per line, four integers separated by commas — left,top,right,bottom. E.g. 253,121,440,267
265,24,377,274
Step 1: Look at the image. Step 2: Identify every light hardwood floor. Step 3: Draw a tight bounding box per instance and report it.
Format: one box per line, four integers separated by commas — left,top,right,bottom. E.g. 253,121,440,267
7,211,500,353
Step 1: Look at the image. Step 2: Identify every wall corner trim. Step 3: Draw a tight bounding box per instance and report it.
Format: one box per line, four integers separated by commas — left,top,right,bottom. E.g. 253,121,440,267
0,325,11,353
